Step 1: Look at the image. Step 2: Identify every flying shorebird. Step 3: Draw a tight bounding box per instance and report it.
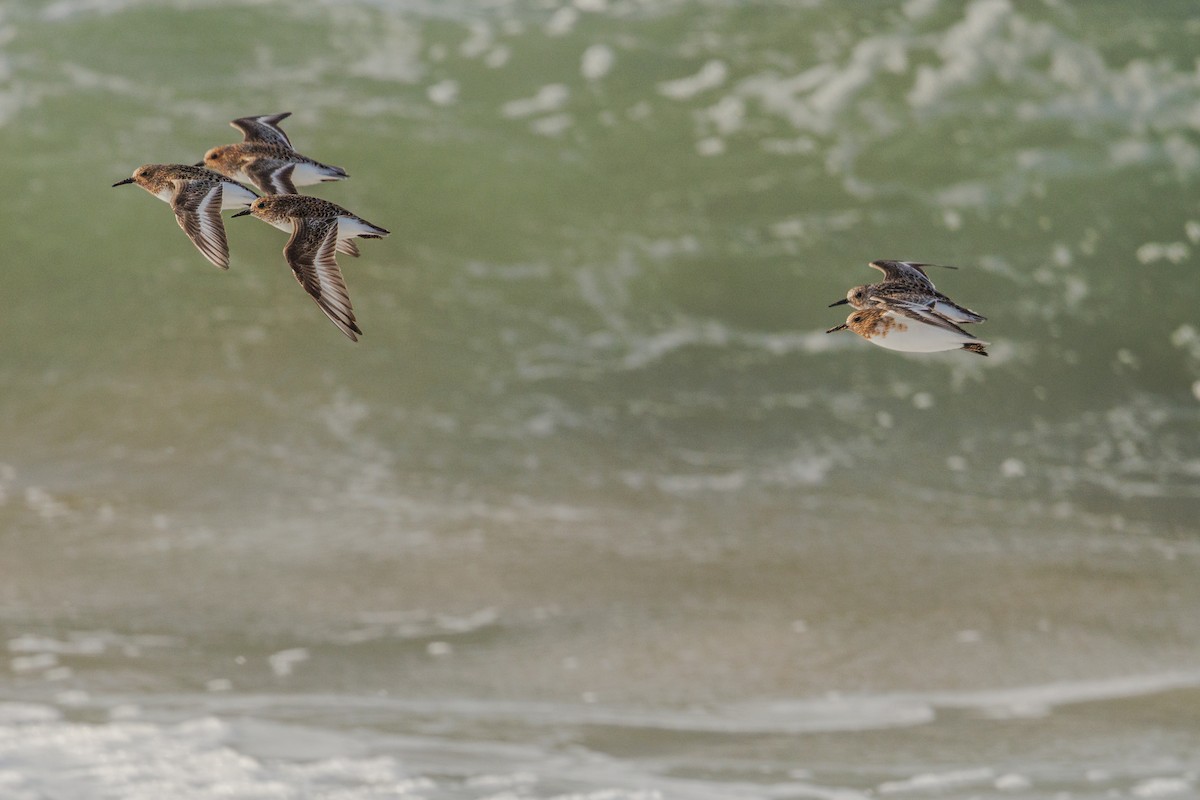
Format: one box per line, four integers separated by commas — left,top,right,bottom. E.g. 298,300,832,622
112,163,258,269
826,306,989,357
829,260,986,326
201,113,349,196
233,194,389,341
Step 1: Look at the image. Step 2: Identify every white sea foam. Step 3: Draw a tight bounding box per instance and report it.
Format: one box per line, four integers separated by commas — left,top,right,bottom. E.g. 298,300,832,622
907,0,1027,109
0,704,60,724
502,83,570,118
761,455,835,488
0,703,871,800
1132,777,1195,797
8,632,177,657
267,648,310,678
581,44,615,81
531,112,572,136
993,773,1032,791
333,9,424,83
677,0,1200,214
704,94,745,136
60,63,141,95
878,768,994,794
926,671,1200,719
10,653,58,673
483,44,510,69
0,712,434,800
427,78,459,105
458,21,493,59
331,607,501,645
144,669,1200,736
1136,242,1190,265
902,0,939,19
543,5,579,37
2,666,1195,798
658,60,728,100
40,0,140,21
23,487,71,521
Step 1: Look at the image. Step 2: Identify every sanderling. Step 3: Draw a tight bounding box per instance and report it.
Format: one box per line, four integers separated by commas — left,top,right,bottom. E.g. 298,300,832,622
233,194,389,341
829,260,986,325
826,307,989,357
201,113,349,196
113,163,259,269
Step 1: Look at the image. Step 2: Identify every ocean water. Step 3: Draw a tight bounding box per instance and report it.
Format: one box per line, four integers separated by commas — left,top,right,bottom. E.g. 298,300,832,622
2,0,1200,797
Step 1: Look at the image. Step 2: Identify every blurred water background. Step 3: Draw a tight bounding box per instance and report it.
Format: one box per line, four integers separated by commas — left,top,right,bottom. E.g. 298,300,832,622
2,1,1200,797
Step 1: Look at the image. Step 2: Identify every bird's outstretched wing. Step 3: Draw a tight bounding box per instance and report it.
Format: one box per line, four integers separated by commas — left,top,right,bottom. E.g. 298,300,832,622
889,304,973,337
171,180,230,269
868,260,951,291
283,217,362,341
877,291,987,324
244,159,298,195
231,113,294,149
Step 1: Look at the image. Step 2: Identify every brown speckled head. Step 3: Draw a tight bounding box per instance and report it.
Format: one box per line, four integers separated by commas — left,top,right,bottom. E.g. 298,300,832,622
846,285,871,308
243,193,346,223
113,163,227,195
829,308,903,340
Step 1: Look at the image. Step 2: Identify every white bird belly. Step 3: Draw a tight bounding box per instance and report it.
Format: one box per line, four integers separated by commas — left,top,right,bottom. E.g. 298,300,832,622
219,182,258,210
336,215,385,239
291,161,343,185
867,314,986,353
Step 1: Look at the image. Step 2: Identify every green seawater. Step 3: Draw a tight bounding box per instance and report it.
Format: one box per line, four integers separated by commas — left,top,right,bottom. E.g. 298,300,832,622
1,2,1199,797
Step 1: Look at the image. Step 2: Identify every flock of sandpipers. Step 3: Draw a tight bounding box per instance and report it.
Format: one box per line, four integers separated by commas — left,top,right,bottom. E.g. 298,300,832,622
116,115,987,355
826,260,989,357
114,113,388,341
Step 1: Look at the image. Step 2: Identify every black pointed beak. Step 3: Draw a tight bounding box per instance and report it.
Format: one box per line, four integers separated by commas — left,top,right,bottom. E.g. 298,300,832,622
825,323,848,334
232,209,252,217
828,298,849,308
194,161,205,167
112,178,135,187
